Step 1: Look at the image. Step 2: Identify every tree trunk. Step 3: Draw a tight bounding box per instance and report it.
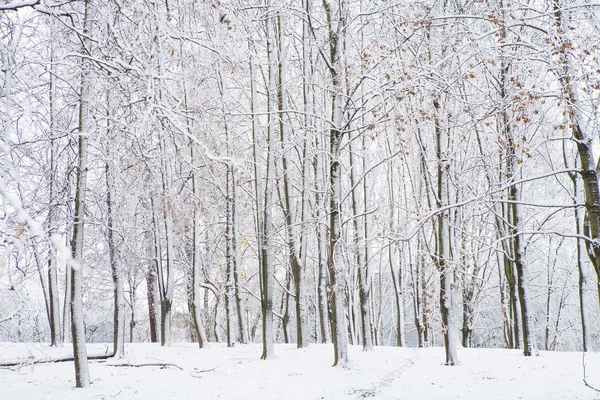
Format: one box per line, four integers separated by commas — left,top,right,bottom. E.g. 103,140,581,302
412,255,425,348
70,0,92,387
260,11,277,359
106,143,125,358
435,99,459,365
146,251,160,343
552,0,600,313
511,197,537,356
191,155,208,348
225,162,236,348
232,183,249,344
129,277,136,343
499,38,537,355
314,134,331,344
322,0,349,368
62,258,71,343
329,126,348,366
276,13,309,349
573,175,591,351
47,20,62,347
349,132,372,352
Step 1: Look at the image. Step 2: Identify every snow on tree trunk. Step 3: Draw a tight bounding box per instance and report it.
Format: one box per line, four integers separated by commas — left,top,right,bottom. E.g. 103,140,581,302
260,10,277,359
552,0,600,313
435,99,459,366
46,17,62,347
70,0,92,387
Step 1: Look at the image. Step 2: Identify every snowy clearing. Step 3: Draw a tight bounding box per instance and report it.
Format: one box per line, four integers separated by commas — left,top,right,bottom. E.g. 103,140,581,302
1,343,599,400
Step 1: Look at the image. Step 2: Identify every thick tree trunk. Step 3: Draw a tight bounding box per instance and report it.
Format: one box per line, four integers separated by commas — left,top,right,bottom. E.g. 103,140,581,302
329,127,348,366
552,0,600,313
322,0,349,368
146,254,160,343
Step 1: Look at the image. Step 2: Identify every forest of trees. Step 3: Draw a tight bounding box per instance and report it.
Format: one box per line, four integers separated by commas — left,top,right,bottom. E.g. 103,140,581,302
1,0,600,387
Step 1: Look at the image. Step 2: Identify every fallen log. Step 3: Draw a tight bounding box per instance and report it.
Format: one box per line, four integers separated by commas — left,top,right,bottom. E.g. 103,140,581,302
0,350,113,367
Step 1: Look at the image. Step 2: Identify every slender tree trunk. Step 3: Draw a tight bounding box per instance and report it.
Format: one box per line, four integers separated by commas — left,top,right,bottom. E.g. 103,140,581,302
349,135,372,351
70,0,92,387
279,272,292,343
314,134,331,344
33,248,51,341
151,193,173,347
573,176,591,351
106,141,125,357
412,255,424,348
62,259,71,343
249,34,273,356
47,21,62,347
511,196,536,356
129,278,136,343
435,99,458,365
232,184,249,344
180,36,209,347
499,39,536,355
260,11,277,359
275,13,309,349
225,162,236,347
190,149,208,348
386,138,405,347
161,198,175,347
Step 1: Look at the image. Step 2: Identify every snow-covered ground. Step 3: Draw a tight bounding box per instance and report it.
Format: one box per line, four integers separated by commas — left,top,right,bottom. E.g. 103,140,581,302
1,342,599,400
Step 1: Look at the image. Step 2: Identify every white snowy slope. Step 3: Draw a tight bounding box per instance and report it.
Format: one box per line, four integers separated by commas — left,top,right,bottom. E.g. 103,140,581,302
0,343,599,400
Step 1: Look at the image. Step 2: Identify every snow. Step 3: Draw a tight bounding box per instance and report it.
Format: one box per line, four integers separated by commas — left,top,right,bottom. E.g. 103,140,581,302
1,343,599,400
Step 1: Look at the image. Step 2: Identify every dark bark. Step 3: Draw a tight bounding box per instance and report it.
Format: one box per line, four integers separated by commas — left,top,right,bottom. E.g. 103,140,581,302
70,0,92,387
146,257,160,343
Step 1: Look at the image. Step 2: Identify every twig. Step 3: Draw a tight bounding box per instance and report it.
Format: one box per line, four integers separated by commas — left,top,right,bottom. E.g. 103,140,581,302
582,352,600,393
190,365,218,378
194,365,218,373
105,362,183,371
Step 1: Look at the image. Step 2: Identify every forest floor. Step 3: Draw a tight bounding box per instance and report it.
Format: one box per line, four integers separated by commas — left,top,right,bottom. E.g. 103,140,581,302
1,342,599,399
